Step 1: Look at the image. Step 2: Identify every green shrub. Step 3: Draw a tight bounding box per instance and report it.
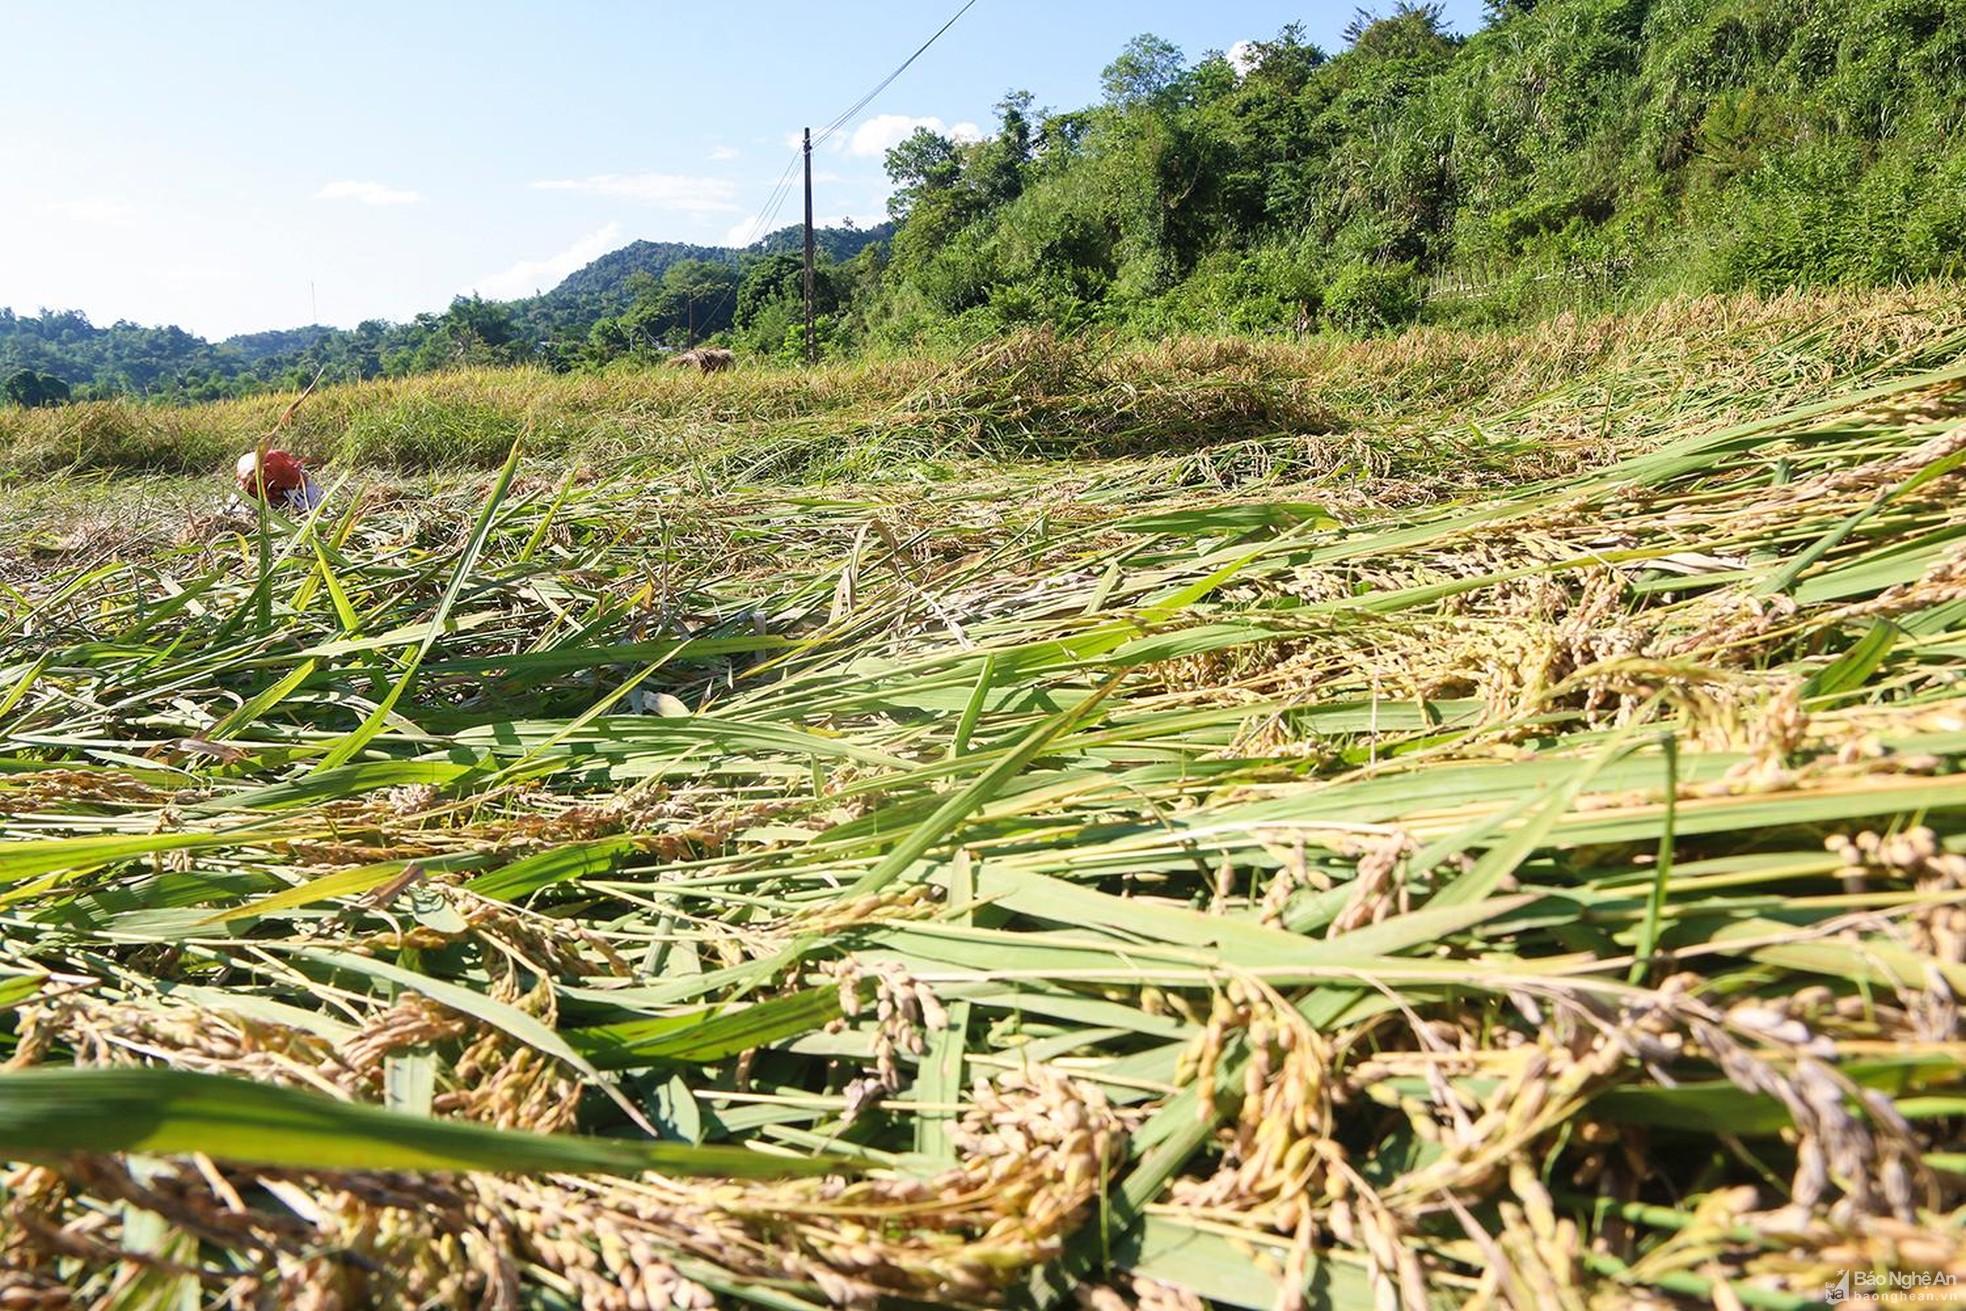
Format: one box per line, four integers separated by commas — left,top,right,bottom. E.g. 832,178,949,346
1324,263,1423,332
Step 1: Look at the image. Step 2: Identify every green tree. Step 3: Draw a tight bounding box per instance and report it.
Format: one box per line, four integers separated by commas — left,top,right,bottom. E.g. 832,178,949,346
884,128,964,221
443,295,517,356
734,252,850,355
657,259,742,345
4,369,69,408
585,317,632,365
1101,34,1185,105
967,92,1037,209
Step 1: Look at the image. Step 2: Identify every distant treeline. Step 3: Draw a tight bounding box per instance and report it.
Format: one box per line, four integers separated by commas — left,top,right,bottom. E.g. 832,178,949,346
8,0,1963,403
0,224,887,403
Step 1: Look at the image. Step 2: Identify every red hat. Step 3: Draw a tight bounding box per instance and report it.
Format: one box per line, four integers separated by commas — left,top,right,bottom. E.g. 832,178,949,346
236,448,307,500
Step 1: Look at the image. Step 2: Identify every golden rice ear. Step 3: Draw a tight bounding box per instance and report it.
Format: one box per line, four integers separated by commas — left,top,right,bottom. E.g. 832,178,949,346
4,289,1966,1311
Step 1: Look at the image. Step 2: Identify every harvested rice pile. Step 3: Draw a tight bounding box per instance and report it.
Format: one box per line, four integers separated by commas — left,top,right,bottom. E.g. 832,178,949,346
2,307,1966,1308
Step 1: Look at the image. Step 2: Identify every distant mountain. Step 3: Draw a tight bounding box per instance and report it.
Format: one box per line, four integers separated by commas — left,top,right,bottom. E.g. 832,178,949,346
222,324,344,362
526,223,892,322
536,241,738,320
509,224,890,344
748,222,893,261
2,223,894,400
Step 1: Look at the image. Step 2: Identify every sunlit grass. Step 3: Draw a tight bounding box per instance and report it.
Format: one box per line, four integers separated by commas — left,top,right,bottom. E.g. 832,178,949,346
2,286,1965,1307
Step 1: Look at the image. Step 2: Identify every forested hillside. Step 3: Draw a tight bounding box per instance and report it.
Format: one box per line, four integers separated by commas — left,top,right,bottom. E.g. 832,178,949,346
0,221,888,401
869,0,1966,340
7,0,1962,403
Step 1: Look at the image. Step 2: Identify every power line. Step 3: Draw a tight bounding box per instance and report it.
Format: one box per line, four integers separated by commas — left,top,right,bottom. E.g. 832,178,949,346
812,0,981,150
697,0,983,340
735,0,982,248
729,150,804,250
686,154,801,345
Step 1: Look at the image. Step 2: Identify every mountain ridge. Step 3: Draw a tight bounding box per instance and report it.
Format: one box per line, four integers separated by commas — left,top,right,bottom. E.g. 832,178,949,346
0,222,890,398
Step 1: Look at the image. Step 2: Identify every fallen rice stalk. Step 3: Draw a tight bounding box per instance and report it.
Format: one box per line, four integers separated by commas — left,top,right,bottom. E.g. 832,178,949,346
2,297,1966,1306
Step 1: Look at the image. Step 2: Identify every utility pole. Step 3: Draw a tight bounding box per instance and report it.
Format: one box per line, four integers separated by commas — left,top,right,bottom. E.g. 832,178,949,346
802,126,817,366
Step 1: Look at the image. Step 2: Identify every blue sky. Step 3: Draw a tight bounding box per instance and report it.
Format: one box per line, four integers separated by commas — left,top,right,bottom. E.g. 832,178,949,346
0,1,1486,338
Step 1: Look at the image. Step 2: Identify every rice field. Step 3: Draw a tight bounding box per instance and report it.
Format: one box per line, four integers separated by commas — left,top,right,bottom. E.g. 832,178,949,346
3,290,1966,1309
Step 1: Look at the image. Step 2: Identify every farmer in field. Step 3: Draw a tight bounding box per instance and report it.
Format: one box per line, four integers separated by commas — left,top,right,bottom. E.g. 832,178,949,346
234,447,324,512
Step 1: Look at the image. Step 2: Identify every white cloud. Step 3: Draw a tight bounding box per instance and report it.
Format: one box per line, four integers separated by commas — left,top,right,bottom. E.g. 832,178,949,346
708,145,740,161
315,179,422,206
1228,40,1260,77
846,114,984,159
467,222,623,300
44,198,139,227
530,173,740,213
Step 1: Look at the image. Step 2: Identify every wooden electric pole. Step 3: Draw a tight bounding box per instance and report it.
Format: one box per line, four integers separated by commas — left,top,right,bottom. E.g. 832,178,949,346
802,127,817,365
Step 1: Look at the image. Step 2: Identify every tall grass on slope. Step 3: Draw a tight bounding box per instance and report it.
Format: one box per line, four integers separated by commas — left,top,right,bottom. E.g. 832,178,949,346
2,321,1966,1305
1,282,1962,482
